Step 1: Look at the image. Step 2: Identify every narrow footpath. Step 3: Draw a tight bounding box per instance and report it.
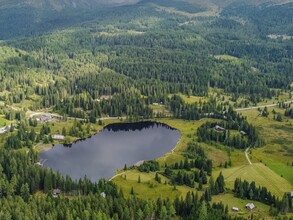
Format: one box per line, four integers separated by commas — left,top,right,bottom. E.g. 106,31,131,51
245,147,252,165
109,171,128,181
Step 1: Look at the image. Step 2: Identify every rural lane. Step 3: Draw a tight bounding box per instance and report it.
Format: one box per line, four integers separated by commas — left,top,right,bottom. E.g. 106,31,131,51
236,100,293,111
109,171,128,181
245,147,252,165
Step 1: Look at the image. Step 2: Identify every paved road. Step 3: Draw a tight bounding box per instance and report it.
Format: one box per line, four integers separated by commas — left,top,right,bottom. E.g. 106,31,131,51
245,147,252,165
236,100,293,111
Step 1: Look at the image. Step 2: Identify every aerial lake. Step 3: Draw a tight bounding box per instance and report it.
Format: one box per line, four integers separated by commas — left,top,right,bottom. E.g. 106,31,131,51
39,121,181,181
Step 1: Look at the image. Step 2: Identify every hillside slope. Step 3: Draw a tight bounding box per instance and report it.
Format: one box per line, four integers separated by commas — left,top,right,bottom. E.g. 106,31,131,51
1,0,292,39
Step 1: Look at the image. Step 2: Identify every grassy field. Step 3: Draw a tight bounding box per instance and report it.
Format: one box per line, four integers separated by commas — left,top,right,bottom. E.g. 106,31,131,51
229,149,248,167
253,91,292,107
215,163,292,198
239,106,293,184
209,105,293,198
249,144,293,184
178,94,209,104
12,94,42,109
34,107,292,203
201,142,229,166
167,93,209,104
149,104,171,116
156,118,218,147
112,170,197,200
265,162,293,184
212,194,271,219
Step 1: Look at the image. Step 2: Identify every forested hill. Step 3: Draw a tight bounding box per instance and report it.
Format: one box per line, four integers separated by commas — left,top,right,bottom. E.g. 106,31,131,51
1,0,293,39
0,0,292,110
0,0,292,219
0,0,141,39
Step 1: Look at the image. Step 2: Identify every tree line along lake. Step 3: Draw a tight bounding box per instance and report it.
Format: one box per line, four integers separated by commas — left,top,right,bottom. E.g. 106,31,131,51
39,122,181,181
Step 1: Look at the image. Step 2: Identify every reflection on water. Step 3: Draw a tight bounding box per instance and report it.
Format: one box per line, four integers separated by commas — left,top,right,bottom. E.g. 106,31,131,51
39,122,181,182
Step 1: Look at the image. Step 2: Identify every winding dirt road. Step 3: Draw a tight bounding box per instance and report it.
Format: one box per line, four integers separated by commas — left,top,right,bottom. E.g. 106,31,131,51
236,100,292,111
245,147,252,165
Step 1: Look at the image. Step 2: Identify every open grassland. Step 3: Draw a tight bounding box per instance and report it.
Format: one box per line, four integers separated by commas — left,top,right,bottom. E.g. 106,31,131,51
152,118,201,165
239,106,293,184
2,105,290,210
255,91,292,106
249,144,293,184
155,118,228,165
112,170,197,200
12,99,38,109
11,94,42,109
154,2,220,18
156,118,203,152
265,162,293,184
177,94,209,104
215,163,292,198
229,149,248,167
212,194,271,219
201,142,229,166
214,91,292,109
149,104,171,116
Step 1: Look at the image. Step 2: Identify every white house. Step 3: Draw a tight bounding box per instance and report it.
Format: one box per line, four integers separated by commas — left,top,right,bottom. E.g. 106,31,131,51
215,125,225,132
240,131,247,135
246,203,255,210
52,135,65,140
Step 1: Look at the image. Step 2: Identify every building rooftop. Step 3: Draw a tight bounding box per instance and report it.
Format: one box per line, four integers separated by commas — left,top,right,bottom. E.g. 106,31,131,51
246,203,255,210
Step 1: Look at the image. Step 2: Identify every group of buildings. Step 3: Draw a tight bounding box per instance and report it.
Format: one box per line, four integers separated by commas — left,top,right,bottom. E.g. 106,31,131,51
232,203,255,213
214,125,246,135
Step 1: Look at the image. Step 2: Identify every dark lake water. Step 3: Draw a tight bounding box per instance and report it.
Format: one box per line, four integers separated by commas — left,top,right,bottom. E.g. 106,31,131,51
39,122,181,181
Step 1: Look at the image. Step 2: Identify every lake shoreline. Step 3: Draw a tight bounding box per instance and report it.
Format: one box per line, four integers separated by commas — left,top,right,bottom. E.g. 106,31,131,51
39,120,181,181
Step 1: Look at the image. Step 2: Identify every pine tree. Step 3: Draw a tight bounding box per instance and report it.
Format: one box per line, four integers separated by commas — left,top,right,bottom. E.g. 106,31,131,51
198,202,208,220
159,206,168,219
44,172,52,193
280,193,289,213
216,172,225,193
143,204,152,219
138,175,141,183
249,189,254,200
209,176,215,194
130,186,135,195
136,209,144,220
62,127,67,136
20,183,30,202
198,178,203,190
